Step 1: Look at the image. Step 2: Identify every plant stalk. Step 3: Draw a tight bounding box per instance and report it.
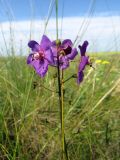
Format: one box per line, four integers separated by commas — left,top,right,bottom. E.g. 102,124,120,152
61,70,65,159
55,0,66,159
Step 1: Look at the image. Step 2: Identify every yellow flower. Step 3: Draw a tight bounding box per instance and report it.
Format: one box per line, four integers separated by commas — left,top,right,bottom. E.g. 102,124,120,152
95,60,102,64
102,61,110,64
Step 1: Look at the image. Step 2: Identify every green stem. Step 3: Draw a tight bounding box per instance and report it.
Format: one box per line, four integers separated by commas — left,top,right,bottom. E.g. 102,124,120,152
61,70,65,159
55,0,66,159
55,0,59,40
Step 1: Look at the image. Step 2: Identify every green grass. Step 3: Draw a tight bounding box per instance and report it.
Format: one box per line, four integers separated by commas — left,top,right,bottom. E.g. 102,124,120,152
0,52,120,160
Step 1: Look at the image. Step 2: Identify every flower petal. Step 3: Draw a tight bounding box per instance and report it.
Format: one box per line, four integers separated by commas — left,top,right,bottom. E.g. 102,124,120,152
63,45,72,55
59,56,69,70
31,59,48,77
51,46,57,57
66,48,78,60
44,49,54,64
62,39,72,47
28,41,40,52
40,35,51,50
79,56,89,72
51,40,56,46
36,60,48,77
77,71,84,84
27,53,33,64
78,41,89,56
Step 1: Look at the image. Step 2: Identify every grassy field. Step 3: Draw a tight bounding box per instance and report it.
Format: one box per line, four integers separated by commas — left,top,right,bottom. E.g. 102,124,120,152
0,52,120,160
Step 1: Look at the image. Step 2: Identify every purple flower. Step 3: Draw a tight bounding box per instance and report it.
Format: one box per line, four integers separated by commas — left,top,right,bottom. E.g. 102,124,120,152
51,39,78,70
77,41,90,84
27,35,54,77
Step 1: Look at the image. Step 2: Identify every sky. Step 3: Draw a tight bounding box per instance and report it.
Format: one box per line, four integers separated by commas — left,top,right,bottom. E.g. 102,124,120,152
0,0,120,54
0,0,120,21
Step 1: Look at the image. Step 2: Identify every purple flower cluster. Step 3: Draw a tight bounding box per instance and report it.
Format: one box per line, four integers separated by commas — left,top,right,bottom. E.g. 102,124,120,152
27,35,90,84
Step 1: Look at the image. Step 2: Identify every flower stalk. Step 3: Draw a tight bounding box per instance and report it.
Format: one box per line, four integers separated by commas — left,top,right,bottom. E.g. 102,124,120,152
61,70,65,159
56,40,66,160
56,56,68,160
55,0,66,159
